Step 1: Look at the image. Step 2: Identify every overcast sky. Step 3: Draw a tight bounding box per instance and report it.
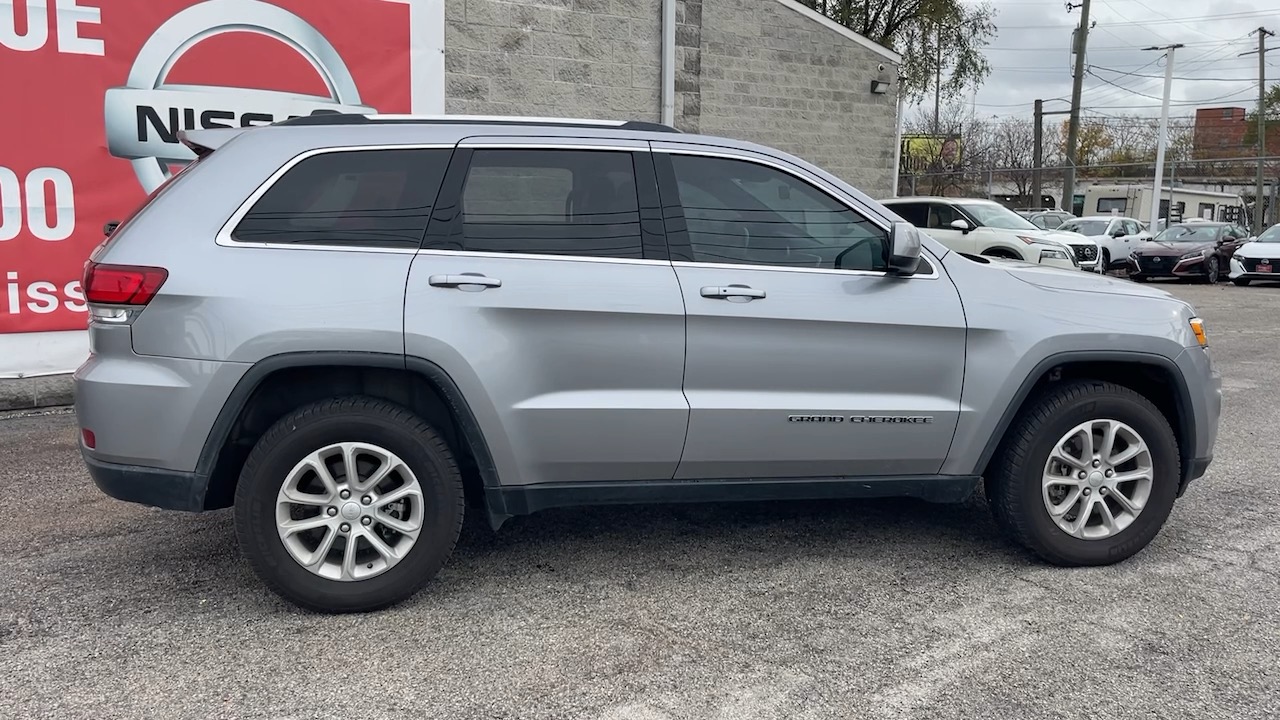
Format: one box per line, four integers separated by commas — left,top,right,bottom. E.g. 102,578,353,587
941,0,1276,122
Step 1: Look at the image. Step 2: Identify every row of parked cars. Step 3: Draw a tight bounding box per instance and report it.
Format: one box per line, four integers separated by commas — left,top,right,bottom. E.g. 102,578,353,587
887,196,1280,286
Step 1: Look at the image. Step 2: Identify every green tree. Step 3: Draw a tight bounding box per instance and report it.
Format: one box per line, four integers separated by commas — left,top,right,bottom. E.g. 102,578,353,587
793,0,997,102
1243,83,1280,150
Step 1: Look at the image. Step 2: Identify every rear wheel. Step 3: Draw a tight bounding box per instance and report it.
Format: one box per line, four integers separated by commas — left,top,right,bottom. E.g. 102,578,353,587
1233,277,1252,286
234,396,465,613
986,380,1180,566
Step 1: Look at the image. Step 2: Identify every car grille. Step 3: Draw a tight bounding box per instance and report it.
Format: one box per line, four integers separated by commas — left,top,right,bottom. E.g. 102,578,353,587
1074,245,1097,263
1242,256,1274,272
1138,256,1175,274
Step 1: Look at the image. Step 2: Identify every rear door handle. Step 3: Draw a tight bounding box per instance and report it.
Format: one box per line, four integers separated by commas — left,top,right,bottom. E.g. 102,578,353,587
700,284,765,302
428,273,502,291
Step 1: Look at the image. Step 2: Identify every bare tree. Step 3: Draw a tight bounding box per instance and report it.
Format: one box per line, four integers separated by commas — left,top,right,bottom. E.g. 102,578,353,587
988,117,1036,197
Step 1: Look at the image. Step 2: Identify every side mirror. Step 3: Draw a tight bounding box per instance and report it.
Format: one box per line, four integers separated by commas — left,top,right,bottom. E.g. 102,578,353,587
949,218,972,233
103,220,120,236
888,222,922,276
1111,228,1126,237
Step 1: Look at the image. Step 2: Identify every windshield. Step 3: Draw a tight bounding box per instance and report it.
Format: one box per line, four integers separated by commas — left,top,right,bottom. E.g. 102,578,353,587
1256,224,1280,243
1154,225,1221,243
1060,220,1109,236
958,202,1040,230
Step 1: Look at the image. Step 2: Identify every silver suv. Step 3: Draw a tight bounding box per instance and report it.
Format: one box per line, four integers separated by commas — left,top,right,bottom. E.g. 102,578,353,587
75,115,1221,613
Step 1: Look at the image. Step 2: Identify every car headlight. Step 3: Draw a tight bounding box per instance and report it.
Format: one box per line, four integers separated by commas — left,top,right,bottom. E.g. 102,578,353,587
1180,250,1206,260
1015,235,1039,245
1040,248,1071,262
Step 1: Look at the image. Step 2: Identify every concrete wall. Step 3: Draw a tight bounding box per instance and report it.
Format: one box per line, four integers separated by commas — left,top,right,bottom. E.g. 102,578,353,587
445,0,665,120
687,0,899,197
444,0,900,197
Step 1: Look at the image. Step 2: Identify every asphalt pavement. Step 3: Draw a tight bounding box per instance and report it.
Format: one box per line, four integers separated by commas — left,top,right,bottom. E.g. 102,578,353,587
2,281,1279,720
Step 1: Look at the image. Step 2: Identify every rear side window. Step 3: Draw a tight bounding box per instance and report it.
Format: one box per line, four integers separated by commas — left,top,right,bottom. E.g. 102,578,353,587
232,148,451,249
887,202,927,226
458,149,643,259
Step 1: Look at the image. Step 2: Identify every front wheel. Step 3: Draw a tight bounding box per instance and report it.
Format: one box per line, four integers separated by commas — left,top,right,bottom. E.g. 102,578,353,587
986,380,1180,567
1100,249,1112,273
1203,257,1219,283
234,396,465,613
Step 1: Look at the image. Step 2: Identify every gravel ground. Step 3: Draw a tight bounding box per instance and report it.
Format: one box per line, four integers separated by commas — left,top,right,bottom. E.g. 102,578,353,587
2,282,1278,720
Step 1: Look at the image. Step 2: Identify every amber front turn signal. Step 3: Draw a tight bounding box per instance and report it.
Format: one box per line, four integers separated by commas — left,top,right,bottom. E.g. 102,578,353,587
1189,317,1208,348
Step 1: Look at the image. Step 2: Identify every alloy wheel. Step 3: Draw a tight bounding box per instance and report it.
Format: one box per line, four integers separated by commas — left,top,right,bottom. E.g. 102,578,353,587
275,442,425,581
1041,419,1154,540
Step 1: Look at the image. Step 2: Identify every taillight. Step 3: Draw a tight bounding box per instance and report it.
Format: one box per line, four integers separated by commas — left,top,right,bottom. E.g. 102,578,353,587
82,262,168,305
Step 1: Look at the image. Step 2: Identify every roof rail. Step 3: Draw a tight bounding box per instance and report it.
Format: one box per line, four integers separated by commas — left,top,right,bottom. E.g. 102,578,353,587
273,113,680,133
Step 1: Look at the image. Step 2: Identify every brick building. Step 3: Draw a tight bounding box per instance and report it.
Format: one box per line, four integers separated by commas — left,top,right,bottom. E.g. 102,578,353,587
446,0,902,195
1193,106,1280,159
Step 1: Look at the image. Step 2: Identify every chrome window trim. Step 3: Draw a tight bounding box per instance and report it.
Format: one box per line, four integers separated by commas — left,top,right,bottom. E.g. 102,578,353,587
414,248,665,266
672,253,940,280
214,143,457,250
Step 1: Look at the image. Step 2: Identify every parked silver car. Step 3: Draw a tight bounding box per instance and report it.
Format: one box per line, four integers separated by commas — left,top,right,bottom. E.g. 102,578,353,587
76,114,1221,613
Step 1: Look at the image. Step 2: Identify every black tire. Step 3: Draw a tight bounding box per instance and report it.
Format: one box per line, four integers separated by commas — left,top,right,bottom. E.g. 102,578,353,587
986,380,1180,567
1233,277,1251,287
1203,257,1219,283
1101,248,1111,272
234,396,465,613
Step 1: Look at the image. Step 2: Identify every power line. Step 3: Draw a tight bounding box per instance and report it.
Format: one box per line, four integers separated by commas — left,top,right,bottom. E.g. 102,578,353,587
1001,10,1276,30
1091,65,1257,82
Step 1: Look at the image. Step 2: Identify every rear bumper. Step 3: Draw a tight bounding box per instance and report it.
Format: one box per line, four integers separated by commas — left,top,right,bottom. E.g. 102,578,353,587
83,450,210,512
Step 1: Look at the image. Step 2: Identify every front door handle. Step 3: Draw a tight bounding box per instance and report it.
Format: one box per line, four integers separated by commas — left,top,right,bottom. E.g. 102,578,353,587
700,284,765,302
428,273,502,291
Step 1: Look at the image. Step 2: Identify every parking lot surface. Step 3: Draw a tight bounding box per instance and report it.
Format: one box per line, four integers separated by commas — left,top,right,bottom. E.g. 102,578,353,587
2,281,1279,720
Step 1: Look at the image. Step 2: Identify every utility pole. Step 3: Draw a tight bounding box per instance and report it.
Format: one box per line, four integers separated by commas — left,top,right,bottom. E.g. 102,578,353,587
1033,99,1072,210
1062,0,1093,215
1146,44,1184,234
1033,99,1043,208
1240,28,1274,233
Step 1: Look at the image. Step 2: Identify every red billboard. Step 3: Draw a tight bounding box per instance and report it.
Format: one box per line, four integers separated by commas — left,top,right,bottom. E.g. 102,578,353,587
0,0,419,333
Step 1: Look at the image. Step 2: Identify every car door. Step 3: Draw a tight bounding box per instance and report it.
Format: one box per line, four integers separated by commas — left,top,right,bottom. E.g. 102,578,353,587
403,138,689,487
1217,225,1248,262
651,144,967,479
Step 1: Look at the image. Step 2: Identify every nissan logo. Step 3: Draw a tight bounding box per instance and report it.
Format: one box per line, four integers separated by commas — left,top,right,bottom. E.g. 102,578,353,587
103,0,375,192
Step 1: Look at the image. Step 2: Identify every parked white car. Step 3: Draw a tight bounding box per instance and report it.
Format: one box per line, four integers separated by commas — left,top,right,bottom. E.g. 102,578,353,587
1229,222,1280,286
881,197,1091,271
1057,215,1152,271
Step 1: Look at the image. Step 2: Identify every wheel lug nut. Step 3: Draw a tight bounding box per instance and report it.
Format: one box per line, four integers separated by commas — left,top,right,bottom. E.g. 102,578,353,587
1078,471,1087,480
339,522,351,533
1105,470,1114,478
1083,488,1091,496
1100,487,1108,495
326,507,337,516
361,495,371,505
361,517,372,526
1092,459,1101,468
340,490,351,499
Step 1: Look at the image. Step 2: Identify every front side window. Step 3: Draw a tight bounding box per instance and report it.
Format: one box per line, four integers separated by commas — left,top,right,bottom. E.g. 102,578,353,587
459,149,642,259
926,203,961,229
233,148,450,248
669,154,888,272
1123,220,1141,236
1061,219,1109,236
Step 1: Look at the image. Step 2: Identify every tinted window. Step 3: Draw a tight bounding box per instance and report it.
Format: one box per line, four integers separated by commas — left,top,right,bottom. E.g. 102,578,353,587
887,202,928,226
459,149,642,258
1123,220,1141,236
669,154,888,271
233,148,449,248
